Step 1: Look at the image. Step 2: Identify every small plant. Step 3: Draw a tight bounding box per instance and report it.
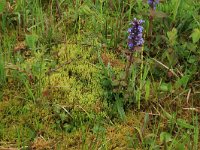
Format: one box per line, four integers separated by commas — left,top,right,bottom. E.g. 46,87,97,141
126,18,144,80
147,0,160,42
100,18,146,119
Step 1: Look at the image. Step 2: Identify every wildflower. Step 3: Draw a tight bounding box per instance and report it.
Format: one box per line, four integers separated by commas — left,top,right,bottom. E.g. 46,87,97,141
128,18,144,50
148,0,159,9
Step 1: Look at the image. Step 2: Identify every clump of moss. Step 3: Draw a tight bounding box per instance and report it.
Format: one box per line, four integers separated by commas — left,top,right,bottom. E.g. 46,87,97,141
0,40,108,146
45,43,104,107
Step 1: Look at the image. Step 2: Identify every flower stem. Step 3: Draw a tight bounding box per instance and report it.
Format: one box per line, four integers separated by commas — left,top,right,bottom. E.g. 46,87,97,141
125,52,133,82
138,46,144,109
148,9,154,46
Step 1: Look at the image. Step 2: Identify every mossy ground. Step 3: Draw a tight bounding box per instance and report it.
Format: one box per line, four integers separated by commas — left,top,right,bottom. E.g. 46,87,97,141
0,0,199,149
0,41,199,149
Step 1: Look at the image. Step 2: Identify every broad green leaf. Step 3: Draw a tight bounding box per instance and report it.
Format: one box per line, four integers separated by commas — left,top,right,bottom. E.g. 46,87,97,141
159,82,172,92
175,143,185,150
188,55,197,64
160,132,172,143
190,28,200,43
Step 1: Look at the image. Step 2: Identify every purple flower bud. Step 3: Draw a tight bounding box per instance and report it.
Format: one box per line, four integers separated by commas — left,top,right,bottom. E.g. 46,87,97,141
128,28,132,33
148,0,159,10
138,26,143,32
127,18,144,51
128,43,134,49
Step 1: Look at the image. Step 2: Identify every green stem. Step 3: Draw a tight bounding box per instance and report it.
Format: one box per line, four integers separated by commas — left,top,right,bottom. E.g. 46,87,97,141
148,8,154,46
125,52,133,82
138,46,144,109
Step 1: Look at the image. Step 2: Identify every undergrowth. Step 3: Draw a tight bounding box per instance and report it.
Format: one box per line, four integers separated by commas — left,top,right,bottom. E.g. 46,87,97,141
0,0,199,149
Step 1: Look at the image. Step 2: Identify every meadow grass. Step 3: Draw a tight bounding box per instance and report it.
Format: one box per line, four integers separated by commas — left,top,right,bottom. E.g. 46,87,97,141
0,0,199,149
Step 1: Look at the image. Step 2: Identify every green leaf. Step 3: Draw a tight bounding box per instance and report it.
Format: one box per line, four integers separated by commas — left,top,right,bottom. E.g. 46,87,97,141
119,72,126,80
142,113,149,133
161,107,172,120
120,81,127,87
160,132,172,143
63,123,72,133
102,79,112,87
25,34,38,50
115,98,126,120
145,79,150,101
175,143,185,150
172,0,182,22
194,117,199,150
0,0,6,14
190,28,200,43
187,42,197,52
112,80,120,86
175,75,190,89
167,28,177,46
79,5,94,16
143,64,149,81
92,125,105,134
60,113,67,122
188,55,197,64
159,82,172,92
177,119,194,129
133,126,143,142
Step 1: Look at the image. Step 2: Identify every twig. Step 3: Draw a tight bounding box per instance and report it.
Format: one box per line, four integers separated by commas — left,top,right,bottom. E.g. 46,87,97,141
0,146,29,150
56,0,61,19
56,104,73,119
183,108,200,113
172,90,188,101
85,61,102,70
0,147,18,150
75,105,90,118
141,112,160,116
47,56,82,75
5,63,33,83
152,58,179,78
186,88,191,103
176,66,183,77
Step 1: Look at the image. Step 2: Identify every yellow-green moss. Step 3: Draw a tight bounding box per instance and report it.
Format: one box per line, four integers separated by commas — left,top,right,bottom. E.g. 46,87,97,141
44,42,104,110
